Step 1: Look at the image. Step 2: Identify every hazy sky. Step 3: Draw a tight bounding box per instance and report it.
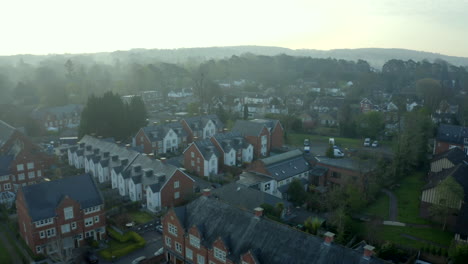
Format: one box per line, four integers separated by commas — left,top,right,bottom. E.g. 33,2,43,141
1,0,467,57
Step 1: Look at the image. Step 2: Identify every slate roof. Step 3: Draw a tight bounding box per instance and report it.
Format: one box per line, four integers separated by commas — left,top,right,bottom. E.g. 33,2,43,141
260,150,311,181
436,124,468,145
237,171,274,187
432,147,468,165
183,114,223,131
315,156,375,173
213,131,249,153
0,155,14,175
194,140,219,160
250,119,280,131
0,120,16,148
21,174,103,222
232,120,267,137
173,196,385,264
130,154,184,191
310,166,329,177
212,182,290,211
32,104,83,120
142,122,186,142
77,135,140,164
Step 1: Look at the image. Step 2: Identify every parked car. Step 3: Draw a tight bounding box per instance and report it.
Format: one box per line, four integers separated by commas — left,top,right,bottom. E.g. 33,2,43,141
154,247,164,256
85,251,99,264
156,224,163,233
304,138,310,153
371,141,379,147
131,256,146,264
363,138,371,147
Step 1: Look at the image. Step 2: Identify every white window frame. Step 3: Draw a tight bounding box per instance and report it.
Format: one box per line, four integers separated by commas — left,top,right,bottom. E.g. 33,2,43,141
3,183,11,190
64,207,74,220
214,247,226,262
190,235,200,249
174,181,180,188
197,254,205,264
18,173,25,181
27,162,34,170
174,191,180,199
39,230,45,239
71,222,77,230
165,236,171,247
61,224,70,234
17,164,24,171
84,217,93,227
168,224,178,236
186,247,193,260
175,242,182,253
28,171,35,179
94,216,99,223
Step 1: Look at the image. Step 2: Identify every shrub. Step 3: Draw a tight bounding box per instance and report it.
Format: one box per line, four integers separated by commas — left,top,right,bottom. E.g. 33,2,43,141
100,227,146,260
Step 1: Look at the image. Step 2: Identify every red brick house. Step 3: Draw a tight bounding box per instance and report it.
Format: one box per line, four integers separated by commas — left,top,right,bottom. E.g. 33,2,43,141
134,122,188,155
0,120,52,192
16,174,106,256
249,119,284,149
314,156,376,189
433,124,468,155
231,120,271,158
162,191,385,264
31,104,83,131
360,98,374,113
210,132,254,167
181,115,224,143
183,140,219,177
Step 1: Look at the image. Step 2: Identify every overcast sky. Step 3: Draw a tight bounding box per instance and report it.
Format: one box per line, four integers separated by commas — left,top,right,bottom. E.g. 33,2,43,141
1,0,467,57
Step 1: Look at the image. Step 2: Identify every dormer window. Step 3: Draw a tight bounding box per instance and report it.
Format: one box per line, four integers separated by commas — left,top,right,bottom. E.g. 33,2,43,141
64,207,74,220
168,223,178,236
214,247,226,262
189,234,200,249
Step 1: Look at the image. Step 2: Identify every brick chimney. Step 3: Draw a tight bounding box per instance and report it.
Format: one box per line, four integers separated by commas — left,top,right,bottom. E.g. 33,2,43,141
202,188,211,197
254,207,264,218
363,245,375,260
323,232,335,245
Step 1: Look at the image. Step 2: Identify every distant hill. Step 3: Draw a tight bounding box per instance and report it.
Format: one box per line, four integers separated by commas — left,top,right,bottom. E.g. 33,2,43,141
1,46,468,69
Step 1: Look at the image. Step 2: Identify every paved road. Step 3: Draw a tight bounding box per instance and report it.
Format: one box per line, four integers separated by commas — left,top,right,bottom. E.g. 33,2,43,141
382,189,398,221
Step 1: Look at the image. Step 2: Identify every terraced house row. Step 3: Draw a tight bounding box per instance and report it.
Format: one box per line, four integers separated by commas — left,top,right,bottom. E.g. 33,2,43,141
67,135,195,212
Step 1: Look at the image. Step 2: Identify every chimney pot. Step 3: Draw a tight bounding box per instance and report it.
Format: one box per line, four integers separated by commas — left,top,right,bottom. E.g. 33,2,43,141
160,157,167,164
324,232,335,245
202,188,211,197
254,207,264,218
363,245,375,259
125,144,131,149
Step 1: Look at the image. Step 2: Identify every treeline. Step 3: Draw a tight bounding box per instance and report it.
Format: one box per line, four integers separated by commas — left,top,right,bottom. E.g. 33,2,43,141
78,92,147,141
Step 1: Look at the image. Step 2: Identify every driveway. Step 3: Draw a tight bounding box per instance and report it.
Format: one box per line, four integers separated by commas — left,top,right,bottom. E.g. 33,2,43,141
76,230,163,264
382,189,398,221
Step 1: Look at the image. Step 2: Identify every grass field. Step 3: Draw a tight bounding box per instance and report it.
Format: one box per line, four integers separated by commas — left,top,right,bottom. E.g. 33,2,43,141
372,225,453,249
128,211,154,224
395,173,431,224
0,240,12,264
287,133,363,148
363,194,389,219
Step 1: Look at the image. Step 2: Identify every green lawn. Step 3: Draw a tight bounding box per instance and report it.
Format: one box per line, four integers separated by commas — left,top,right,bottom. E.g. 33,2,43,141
363,194,389,219
128,211,154,224
0,240,12,264
394,173,431,224
373,225,453,249
287,133,363,148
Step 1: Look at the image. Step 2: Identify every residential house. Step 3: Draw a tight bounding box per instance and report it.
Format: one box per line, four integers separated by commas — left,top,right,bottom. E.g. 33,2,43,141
31,104,83,132
249,119,284,149
134,122,188,155
433,124,468,155
430,148,468,173
181,115,224,143
244,149,312,199
420,164,468,242
360,98,374,113
310,97,344,113
183,140,219,177
210,132,254,167
231,120,270,157
16,174,106,256
211,182,291,219
0,120,51,192
162,194,384,264
314,156,375,189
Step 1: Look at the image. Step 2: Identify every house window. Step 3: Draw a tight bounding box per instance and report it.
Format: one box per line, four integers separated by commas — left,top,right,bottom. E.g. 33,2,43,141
197,254,205,264
174,192,180,199
37,170,42,177
197,157,200,163
214,247,226,262
71,222,77,230
332,172,341,178
61,224,70,234
190,235,200,249
36,246,42,253
84,217,93,227
3,183,11,190
39,231,45,239
28,171,35,179
94,216,99,223
191,152,195,158
175,242,182,253
18,173,25,181
174,181,180,188
264,183,271,191
17,164,24,171
191,160,195,166
64,207,74,220
46,228,56,238
165,236,171,247
168,224,178,236
0,175,9,182
27,162,34,170
186,248,193,260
